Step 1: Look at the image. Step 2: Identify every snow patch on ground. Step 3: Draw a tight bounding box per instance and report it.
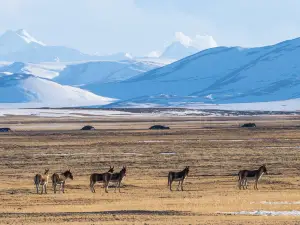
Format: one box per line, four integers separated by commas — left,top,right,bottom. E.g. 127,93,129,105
160,152,176,155
0,109,134,117
259,201,300,205
218,210,300,216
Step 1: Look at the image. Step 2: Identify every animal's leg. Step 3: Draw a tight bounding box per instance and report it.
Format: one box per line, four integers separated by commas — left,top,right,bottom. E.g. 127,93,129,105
242,179,246,190
62,183,65,193
181,180,184,191
115,182,118,193
119,181,121,193
41,184,44,194
255,180,258,190
53,183,56,194
104,182,109,193
177,181,181,191
90,182,95,193
169,181,173,191
45,184,47,194
36,184,39,194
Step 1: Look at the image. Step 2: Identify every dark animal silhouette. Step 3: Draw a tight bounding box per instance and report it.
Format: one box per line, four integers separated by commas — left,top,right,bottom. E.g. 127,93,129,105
241,123,256,128
168,166,189,191
81,125,95,130
149,125,170,130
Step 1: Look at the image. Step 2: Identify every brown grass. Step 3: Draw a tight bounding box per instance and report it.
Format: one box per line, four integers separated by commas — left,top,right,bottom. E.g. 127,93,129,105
0,114,300,224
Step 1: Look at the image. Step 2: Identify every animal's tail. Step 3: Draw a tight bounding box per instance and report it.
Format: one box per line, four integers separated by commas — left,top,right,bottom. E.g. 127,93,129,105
167,172,172,186
51,174,57,187
89,174,94,187
238,171,242,181
34,174,40,185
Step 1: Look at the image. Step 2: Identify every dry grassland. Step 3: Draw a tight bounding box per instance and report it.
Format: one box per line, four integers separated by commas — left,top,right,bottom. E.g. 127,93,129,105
0,114,300,224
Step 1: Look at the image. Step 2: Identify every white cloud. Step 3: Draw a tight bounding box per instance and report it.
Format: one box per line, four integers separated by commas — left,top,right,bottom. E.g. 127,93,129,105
193,35,218,50
175,32,218,50
175,32,193,47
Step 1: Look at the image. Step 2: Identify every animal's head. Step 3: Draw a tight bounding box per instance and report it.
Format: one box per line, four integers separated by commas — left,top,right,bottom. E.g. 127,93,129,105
261,164,267,174
185,166,190,175
65,169,74,180
121,166,127,176
44,169,50,175
108,166,114,173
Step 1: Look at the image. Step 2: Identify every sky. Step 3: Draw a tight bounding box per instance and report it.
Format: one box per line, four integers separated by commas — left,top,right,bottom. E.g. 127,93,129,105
0,0,300,56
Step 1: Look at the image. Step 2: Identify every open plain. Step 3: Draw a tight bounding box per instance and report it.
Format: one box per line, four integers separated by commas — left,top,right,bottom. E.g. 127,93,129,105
1,112,300,224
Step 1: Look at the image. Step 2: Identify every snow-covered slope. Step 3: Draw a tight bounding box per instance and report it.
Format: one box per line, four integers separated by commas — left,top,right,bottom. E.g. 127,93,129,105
159,32,218,60
82,37,300,107
0,73,115,107
0,62,66,79
54,60,163,86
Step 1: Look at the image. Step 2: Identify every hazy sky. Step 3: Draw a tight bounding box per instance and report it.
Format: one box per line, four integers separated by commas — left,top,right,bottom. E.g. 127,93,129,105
0,0,299,55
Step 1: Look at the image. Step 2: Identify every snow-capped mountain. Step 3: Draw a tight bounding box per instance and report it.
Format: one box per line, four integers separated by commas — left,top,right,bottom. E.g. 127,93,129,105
159,32,218,60
0,29,45,55
0,73,115,107
82,37,300,108
54,60,163,86
0,29,134,63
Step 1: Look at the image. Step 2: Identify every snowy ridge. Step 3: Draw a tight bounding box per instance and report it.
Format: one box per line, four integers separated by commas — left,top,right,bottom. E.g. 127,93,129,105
0,73,115,107
0,62,66,79
54,60,162,86
15,29,46,46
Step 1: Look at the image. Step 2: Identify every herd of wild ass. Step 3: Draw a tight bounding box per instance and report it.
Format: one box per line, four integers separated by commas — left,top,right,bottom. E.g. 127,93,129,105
34,165,268,194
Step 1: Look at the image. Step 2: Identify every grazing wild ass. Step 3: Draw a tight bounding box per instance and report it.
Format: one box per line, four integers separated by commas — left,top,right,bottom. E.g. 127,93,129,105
168,166,189,191
34,169,50,194
238,165,267,190
90,166,114,193
110,166,127,192
52,169,74,194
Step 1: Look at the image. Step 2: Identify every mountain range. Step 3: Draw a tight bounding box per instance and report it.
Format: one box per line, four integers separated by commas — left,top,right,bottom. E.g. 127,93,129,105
0,29,299,110
82,37,300,108
0,29,134,63
0,29,217,62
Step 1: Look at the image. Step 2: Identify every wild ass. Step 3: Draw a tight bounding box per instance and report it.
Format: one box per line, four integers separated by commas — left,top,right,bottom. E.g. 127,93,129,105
34,169,50,194
168,166,189,191
110,166,127,192
52,169,74,194
90,166,114,193
238,165,267,190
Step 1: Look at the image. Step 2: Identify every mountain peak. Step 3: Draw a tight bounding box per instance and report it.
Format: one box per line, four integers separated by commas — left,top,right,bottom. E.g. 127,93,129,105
15,29,46,46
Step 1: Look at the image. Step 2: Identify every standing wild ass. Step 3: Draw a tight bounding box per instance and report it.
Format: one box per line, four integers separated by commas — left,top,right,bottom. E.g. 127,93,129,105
90,166,114,193
34,169,50,194
110,166,127,192
238,165,267,190
52,169,74,194
168,166,189,191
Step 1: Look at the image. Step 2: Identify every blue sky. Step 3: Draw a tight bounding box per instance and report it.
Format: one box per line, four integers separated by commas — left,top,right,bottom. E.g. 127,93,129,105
0,0,299,55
